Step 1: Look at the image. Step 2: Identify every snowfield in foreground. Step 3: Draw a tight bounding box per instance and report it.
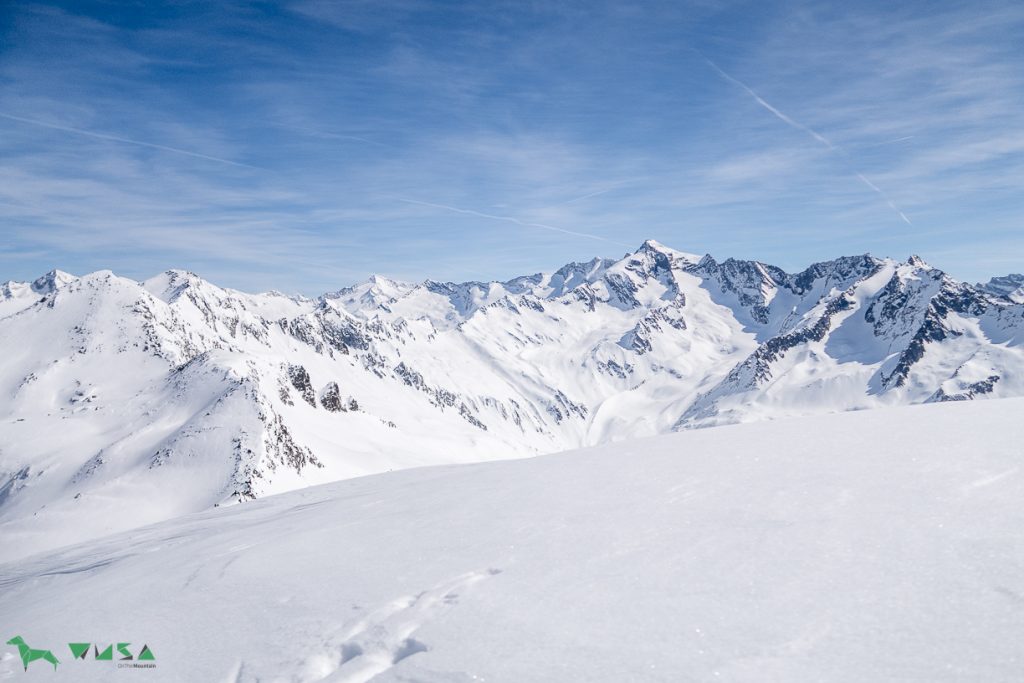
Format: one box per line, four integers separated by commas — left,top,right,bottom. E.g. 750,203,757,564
2,399,1023,682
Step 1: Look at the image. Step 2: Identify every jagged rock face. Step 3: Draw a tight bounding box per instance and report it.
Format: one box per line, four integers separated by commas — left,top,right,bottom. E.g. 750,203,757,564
320,382,344,412
691,256,786,324
1,242,1023,549
317,382,359,414
979,273,1024,303
287,364,316,407
751,294,856,385
929,375,1000,402
620,303,686,354
690,253,883,333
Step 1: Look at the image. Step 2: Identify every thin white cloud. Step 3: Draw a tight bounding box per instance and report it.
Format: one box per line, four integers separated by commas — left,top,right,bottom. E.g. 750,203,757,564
699,54,912,225
272,121,392,148
863,136,915,148
0,112,257,169
555,185,624,206
397,198,632,246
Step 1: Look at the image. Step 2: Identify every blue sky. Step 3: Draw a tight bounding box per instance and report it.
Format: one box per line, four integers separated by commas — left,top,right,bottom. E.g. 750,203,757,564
1,0,1023,294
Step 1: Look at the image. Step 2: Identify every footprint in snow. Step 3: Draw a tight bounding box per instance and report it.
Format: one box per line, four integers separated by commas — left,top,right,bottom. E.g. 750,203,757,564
312,569,500,683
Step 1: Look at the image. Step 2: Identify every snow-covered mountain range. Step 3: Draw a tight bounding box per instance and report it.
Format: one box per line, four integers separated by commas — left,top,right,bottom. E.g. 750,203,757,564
2,240,1023,559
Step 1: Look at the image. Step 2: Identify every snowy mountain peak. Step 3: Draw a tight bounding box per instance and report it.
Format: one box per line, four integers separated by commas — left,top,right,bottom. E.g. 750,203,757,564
635,238,702,264
543,257,613,297
360,273,412,294
636,238,671,256
0,279,25,298
979,273,1024,303
322,274,415,316
1,269,77,319
30,268,76,294
142,268,208,302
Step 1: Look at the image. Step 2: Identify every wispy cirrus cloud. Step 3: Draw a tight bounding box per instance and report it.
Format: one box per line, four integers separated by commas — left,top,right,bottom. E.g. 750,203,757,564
1,1,1023,292
0,112,258,168
396,198,632,246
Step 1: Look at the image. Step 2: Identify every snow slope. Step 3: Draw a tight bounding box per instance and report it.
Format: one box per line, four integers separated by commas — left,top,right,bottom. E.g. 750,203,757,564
2,242,1024,560
2,399,1023,682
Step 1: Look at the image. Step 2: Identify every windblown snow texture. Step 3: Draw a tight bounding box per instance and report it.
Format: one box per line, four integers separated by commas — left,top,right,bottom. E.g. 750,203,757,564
1,400,1022,681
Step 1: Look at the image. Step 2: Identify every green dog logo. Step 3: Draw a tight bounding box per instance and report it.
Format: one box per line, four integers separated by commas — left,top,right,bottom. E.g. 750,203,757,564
6,636,59,671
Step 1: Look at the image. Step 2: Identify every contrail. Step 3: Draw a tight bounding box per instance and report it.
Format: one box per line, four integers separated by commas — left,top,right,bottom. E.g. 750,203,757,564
398,198,632,247
558,186,617,205
854,173,912,225
0,112,257,169
273,121,391,148
864,135,914,148
698,54,912,225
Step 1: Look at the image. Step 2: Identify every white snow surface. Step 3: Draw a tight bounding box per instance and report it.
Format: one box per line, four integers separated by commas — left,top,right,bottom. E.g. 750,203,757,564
2,242,1024,560
2,399,1023,681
